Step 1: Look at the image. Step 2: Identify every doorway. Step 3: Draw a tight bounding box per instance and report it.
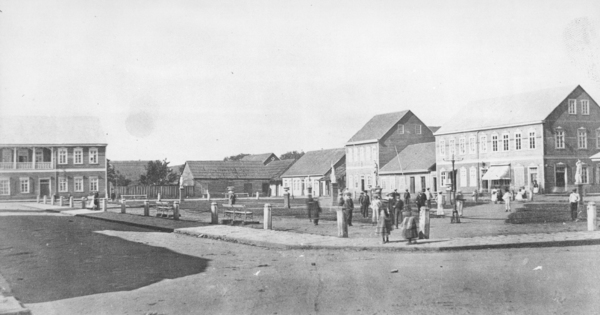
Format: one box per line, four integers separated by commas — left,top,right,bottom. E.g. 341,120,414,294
40,179,50,196
360,177,365,192
555,166,565,188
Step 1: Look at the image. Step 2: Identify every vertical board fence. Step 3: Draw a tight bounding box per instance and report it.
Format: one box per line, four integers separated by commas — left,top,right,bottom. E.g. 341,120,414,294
114,185,196,199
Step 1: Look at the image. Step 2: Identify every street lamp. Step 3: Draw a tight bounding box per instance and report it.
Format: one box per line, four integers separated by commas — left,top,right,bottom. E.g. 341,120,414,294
443,154,463,224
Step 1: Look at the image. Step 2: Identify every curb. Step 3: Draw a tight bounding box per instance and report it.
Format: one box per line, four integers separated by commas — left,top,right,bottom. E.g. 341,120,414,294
0,296,31,315
71,213,177,232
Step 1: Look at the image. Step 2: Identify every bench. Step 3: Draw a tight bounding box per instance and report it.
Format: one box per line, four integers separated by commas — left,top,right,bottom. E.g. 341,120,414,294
156,201,179,219
120,194,147,201
221,204,253,224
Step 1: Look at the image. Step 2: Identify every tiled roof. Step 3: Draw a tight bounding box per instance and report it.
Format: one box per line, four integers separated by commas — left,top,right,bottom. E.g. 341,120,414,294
435,86,581,135
379,142,436,174
282,148,345,177
186,159,295,180
240,153,279,164
347,110,410,143
111,160,152,182
0,116,107,146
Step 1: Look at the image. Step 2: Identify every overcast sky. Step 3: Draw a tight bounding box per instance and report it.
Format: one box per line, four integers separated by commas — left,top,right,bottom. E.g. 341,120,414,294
1,0,600,165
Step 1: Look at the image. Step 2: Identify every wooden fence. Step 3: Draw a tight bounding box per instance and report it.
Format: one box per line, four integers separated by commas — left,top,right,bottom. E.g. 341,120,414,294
114,185,196,199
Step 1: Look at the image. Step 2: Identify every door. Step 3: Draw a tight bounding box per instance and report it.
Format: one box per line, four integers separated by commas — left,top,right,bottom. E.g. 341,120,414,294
555,166,565,188
361,178,365,191
40,179,50,196
420,176,426,191
433,177,437,192
244,183,252,195
262,183,269,196
410,177,415,193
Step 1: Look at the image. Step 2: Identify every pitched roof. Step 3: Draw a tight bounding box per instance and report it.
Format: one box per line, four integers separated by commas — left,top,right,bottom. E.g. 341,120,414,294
0,116,107,146
379,142,436,174
428,126,441,133
240,153,279,164
185,159,295,180
435,86,580,135
282,148,345,177
347,110,410,144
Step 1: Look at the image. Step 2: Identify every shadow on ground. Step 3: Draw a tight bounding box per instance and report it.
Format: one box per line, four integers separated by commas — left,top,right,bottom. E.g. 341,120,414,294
0,216,209,303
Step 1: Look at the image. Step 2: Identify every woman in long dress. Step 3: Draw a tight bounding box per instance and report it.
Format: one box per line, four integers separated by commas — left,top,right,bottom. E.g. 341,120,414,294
375,195,392,244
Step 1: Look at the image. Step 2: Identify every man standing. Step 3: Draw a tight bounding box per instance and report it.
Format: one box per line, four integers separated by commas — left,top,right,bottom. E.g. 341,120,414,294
569,189,580,221
394,195,404,229
343,192,354,226
403,189,411,212
425,188,434,209
359,191,370,218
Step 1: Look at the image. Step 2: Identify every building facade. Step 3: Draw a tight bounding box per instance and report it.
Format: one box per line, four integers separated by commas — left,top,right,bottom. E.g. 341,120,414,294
281,148,345,197
345,110,435,194
434,85,600,194
0,117,108,200
378,142,437,195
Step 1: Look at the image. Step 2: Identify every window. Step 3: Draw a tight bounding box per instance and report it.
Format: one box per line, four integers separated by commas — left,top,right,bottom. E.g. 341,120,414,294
568,99,577,114
581,100,590,115
469,136,476,154
439,139,445,155
480,135,487,153
90,177,98,192
366,146,371,162
58,148,68,164
449,139,456,155
529,130,536,149
578,129,587,149
597,129,600,149
74,148,83,164
89,148,98,164
582,165,589,184
502,133,509,151
398,124,404,134
470,166,477,187
492,135,498,152
515,132,522,150
460,167,467,187
459,138,466,155
440,170,447,186
367,175,372,187
20,178,29,193
59,177,68,192
0,179,9,195
555,129,565,149
74,177,84,192
415,124,422,134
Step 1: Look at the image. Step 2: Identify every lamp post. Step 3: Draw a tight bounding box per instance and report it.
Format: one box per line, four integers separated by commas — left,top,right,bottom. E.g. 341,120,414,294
443,154,463,224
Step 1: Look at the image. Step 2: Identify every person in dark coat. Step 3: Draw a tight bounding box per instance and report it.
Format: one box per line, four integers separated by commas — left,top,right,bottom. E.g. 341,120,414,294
359,191,370,218
403,189,411,212
394,196,404,229
312,199,321,225
343,192,354,226
93,192,99,210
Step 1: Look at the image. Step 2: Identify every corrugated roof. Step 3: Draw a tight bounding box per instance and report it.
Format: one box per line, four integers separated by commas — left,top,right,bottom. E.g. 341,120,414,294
282,148,345,177
379,142,436,174
0,116,107,145
347,110,410,143
435,86,580,135
186,159,295,180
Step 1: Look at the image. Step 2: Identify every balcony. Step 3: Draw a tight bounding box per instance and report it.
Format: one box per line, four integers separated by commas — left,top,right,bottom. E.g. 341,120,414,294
0,162,54,170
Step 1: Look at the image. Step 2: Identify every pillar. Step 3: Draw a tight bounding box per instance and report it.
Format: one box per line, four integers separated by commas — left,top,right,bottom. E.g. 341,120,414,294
102,198,107,212
210,202,218,224
51,195,55,205
264,203,272,230
587,202,597,231
120,199,126,213
81,197,87,209
173,201,180,220
337,209,348,238
283,191,290,209
36,195,40,203
143,200,150,216
59,196,64,207
69,196,74,208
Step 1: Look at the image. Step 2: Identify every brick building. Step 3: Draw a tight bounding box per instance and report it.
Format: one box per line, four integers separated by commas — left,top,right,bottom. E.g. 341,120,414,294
434,85,600,194
345,110,436,194
280,148,345,197
0,117,108,200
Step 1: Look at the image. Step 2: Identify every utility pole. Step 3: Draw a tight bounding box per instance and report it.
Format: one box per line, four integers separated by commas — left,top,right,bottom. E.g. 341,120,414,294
443,154,463,224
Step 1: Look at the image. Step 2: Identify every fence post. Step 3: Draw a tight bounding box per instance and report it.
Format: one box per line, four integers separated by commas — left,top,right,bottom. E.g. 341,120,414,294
157,193,161,201
210,202,218,224
81,197,87,209
69,196,74,208
337,208,348,238
102,198,107,212
256,192,260,200
51,195,55,205
144,200,150,216
59,196,64,207
173,201,180,220
43,195,47,204
264,203,272,230
120,199,126,213
37,195,40,203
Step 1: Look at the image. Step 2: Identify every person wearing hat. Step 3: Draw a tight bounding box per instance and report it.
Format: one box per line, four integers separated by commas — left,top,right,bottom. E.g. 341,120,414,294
342,192,354,226
359,191,370,218
569,189,580,221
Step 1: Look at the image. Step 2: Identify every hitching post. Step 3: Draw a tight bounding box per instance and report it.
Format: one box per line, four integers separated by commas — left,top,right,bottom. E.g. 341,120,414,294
210,202,218,224
264,203,272,230
143,200,150,216
173,201,180,220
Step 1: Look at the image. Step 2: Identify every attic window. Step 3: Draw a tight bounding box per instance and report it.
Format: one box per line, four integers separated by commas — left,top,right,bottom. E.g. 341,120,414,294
581,100,590,115
568,99,577,114
398,124,404,134
415,124,422,134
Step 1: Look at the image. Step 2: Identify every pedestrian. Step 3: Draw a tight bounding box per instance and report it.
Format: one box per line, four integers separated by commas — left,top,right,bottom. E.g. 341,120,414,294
387,193,395,226
415,189,427,210
93,192,99,210
403,189,411,212
343,192,354,226
394,195,404,229
425,188,434,208
110,189,116,202
376,196,393,244
503,189,512,212
229,191,236,205
456,191,464,217
359,191,370,218
569,189,580,221
400,215,418,244
306,194,313,222
313,199,321,225
371,194,382,225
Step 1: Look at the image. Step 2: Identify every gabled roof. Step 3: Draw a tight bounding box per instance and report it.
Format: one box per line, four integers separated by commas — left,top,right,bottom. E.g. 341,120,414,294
435,86,582,135
185,159,295,180
428,126,441,133
347,110,410,144
240,153,279,164
0,116,107,146
379,142,436,174
282,148,345,177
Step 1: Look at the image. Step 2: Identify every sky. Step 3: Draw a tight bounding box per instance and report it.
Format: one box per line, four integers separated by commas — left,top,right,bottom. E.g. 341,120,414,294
1,0,600,165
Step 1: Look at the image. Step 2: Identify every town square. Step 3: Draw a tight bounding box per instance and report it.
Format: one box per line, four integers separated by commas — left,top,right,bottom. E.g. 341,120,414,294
1,1,600,314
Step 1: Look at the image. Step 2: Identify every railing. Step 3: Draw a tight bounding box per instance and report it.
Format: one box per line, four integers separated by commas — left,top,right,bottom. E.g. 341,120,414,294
0,162,54,170
0,162,12,169
36,162,53,169
16,162,32,169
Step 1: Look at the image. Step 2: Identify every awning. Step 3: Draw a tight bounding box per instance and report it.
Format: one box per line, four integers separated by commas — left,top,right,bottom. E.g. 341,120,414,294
482,165,511,180
591,152,600,162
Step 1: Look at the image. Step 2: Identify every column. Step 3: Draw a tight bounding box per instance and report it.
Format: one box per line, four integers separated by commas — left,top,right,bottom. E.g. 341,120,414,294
32,147,36,169
13,147,17,169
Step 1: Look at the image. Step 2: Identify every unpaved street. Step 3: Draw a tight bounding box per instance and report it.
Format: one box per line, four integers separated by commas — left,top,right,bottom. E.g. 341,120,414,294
1,215,597,315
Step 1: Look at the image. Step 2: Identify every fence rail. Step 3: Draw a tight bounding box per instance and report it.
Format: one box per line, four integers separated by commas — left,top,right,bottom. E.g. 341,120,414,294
114,185,196,199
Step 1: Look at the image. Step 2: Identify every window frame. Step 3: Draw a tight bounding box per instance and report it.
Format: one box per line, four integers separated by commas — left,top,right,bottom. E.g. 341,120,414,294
20,177,30,193
568,99,577,114
515,132,522,150
480,134,487,153
89,147,98,164
0,178,9,195
578,128,587,149
502,133,510,151
555,129,565,149
58,148,68,165
596,129,600,149
74,147,83,165
469,166,477,187
528,130,536,149
491,134,498,152
582,165,589,184
90,176,99,192
459,137,466,155
581,100,590,115
449,138,456,156
439,139,446,155
469,136,476,154
59,177,68,192
460,167,467,187
74,177,84,192
398,124,404,134
415,124,422,134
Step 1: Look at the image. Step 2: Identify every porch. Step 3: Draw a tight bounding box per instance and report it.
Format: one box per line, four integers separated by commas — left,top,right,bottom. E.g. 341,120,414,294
0,147,54,170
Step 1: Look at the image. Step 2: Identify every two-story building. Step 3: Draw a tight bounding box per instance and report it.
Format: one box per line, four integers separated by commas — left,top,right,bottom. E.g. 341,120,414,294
0,117,108,200
345,110,436,194
434,85,600,194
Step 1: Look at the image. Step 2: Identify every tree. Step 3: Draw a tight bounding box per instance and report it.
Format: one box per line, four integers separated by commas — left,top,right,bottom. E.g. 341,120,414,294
223,153,250,161
280,150,305,160
107,159,132,187
139,159,178,185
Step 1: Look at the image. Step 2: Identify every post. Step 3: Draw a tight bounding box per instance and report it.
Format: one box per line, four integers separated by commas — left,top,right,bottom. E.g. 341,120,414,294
43,195,47,204
81,197,87,209
331,183,339,204
143,200,150,216
179,187,184,202
419,206,430,239
337,208,348,238
59,196,64,207
256,192,260,200
283,187,291,209
69,196,74,208
157,193,161,201
120,199,126,213
210,202,218,224
37,195,40,203
173,201,180,220
102,198,107,212
51,195,55,205
264,203,272,230
587,201,597,231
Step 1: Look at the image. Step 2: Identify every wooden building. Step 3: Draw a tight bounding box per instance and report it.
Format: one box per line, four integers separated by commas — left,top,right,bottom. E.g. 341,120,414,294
280,148,345,197
378,142,436,195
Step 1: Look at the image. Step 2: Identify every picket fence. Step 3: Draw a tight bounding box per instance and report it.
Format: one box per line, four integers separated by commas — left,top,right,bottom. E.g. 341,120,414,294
114,185,196,199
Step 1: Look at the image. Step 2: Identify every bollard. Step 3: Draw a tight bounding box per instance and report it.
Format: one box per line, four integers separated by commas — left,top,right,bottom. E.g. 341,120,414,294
587,202,597,231
81,197,87,209
264,203,272,230
173,201,180,220
337,209,348,238
120,199,126,213
419,206,430,239
51,195,55,205
143,200,150,216
37,195,40,203
59,196,64,207
256,192,260,200
283,192,290,209
69,196,74,208
437,194,445,216
102,198,107,212
157,193,161,201
210,202,219,224
456,200,464,217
